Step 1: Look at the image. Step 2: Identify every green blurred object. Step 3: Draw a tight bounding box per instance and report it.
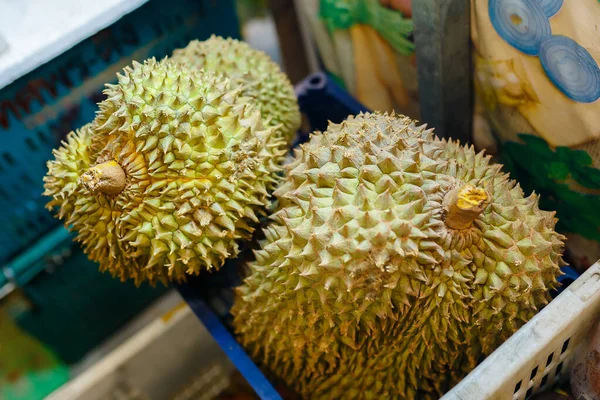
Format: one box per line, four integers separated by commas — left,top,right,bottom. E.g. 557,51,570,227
13,247,167,364
319,0,415,55
0,310,69,400
501,133,600,242
2,224,167,364
236,0,270,22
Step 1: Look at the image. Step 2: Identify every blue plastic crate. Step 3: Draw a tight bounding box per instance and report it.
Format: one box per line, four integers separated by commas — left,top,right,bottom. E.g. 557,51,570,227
177,73,581,399
0,0,242,364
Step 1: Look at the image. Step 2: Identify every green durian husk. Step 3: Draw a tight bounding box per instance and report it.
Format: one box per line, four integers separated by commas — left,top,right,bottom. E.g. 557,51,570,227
171,35,301,144
231,112,565,399
44,58,287,286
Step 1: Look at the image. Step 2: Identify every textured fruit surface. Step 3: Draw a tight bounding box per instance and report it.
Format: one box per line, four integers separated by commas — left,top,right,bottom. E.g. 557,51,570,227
44,123,95,224
171,35,301,143
231,112,564,399
44,58,286,285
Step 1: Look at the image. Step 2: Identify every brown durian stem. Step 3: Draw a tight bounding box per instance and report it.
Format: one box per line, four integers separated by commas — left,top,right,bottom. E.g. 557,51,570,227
444,184,489,230
80,160,126,196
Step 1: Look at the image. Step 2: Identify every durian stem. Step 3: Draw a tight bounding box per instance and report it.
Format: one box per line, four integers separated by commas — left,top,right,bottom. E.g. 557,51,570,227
80,160,126,196
443,184,489,230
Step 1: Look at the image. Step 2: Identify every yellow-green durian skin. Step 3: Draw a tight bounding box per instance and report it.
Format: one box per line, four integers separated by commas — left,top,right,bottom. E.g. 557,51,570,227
43,58,287,286
171,35,301,143
231,112,564,399
44,123,95,222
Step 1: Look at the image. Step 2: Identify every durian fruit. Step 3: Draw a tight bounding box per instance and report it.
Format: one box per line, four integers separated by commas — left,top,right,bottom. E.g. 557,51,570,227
231,112,564,399
171,35,301,143
44,123,95,222
43,58,287,285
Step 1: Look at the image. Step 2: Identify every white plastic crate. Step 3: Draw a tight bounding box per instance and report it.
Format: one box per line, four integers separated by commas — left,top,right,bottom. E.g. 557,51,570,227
443,262,600,400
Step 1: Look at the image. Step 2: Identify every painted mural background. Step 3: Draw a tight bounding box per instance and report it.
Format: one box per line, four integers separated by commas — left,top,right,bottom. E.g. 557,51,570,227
472,0,600,271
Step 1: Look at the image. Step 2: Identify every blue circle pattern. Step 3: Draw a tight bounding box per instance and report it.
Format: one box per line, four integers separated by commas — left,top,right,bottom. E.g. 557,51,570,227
536,0,563,17
489,0,599,103
539,35,600,103
489,0,551,56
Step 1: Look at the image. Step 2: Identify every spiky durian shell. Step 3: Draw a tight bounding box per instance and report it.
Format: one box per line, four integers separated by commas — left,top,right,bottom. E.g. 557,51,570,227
44,58,287,285
44,123,149,283
44,123,95,221
171,35,301,143
231,112,565,399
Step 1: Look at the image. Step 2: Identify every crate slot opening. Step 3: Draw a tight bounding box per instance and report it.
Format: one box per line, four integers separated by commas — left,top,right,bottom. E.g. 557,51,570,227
540,373,548,388
556,361,563,375
561,338,570,354
514,380,522,393
309,75,323,86
3,152,16,166
36,130,52,145
25,137,39,152
529,366,538,380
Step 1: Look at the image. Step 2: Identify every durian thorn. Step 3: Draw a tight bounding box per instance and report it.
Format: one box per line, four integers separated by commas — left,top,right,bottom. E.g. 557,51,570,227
80,160,126,196
443,184,489,230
